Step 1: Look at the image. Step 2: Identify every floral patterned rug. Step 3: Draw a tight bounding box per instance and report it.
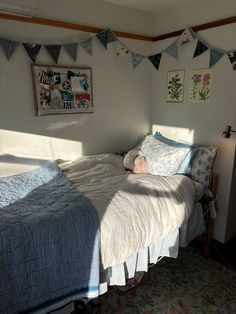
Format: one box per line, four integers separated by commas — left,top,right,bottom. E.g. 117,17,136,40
94,246,236,314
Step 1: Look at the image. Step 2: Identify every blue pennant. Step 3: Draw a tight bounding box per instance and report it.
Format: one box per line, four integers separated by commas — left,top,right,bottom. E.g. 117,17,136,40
193,40,208,58
63,43,78,61
209,49,225,68
96,30,108,49
45,45,61,63
23,43,41,63
0,38,19,60
131,52,145,69
227,51,236,71
148,53,162,70
107,29,117,43
165,41,178,59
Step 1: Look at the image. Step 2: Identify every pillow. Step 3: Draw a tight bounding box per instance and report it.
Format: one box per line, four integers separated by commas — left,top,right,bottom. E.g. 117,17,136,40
154,132,199,173
187,146,217,189
140,135,191,176
0,160,60,208
123,148,141,170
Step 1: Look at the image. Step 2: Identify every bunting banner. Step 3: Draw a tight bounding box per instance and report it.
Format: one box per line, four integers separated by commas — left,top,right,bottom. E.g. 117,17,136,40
107,29,117,43
23,43,41,63
63,43,78,62
0,27,235,71
209,48,225,68
164,41,178,59
96,30,108,49
45,44,61,63
131,52,145,69
80,38,93,56
180,27,196,45
193,40,209,58
0,38,19,60
227,52,236,71
148,53,162,70
116,40,129,57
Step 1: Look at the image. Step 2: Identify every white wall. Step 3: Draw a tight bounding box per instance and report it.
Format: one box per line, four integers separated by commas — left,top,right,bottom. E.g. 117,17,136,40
0,0,153,175
151,0,236,243
0,0,235,243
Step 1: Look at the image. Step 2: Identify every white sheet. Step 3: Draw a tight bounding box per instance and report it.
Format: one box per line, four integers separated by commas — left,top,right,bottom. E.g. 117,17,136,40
60,154,203,270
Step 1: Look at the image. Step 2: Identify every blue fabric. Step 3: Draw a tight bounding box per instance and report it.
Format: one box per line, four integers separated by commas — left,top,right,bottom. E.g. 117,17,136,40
140,135,191,176
0,161,99,314
154,132,199,174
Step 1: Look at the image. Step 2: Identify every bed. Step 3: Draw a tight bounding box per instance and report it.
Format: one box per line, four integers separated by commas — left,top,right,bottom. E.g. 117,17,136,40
0,133,217,314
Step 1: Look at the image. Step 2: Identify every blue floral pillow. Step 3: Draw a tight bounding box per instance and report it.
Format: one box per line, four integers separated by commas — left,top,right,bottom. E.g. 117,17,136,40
154,132,199,174
187,146,217,188
140,135,191,176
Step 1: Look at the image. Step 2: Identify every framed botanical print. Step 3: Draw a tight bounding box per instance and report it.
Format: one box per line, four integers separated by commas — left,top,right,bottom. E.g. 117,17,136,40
32,64,93,116
166,70,185,102
189,69,212,102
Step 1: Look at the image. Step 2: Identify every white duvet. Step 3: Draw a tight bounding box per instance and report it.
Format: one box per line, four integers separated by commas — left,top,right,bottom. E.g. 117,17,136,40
59,154,199,270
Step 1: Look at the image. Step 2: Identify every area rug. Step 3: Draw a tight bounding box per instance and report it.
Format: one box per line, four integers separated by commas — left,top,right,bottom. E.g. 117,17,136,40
96,246,236,313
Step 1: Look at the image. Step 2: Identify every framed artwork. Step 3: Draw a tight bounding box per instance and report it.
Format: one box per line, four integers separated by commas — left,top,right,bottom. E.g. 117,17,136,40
166,70,184,102
32,64,93,116
189,69,212,102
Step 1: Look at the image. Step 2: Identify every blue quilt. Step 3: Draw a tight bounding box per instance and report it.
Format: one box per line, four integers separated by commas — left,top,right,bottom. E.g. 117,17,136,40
0,161,99,314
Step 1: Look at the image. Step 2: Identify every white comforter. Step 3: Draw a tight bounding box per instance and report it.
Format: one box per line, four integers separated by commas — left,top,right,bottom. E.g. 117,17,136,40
60,154,198,270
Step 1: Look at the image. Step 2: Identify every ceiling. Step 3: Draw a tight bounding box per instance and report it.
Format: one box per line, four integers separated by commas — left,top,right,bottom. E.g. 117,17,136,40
100,0,193,14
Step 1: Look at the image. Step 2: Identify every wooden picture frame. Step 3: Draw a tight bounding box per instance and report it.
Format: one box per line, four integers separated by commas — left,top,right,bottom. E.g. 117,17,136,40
189,69,212,103
31,64,93,116
166,70,184,103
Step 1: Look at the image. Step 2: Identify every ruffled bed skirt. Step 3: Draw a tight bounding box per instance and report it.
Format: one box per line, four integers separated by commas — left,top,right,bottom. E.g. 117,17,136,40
99,202,205,295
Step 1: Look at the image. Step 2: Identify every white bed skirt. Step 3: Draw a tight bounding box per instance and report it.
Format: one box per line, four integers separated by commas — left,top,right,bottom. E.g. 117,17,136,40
99,202,205,295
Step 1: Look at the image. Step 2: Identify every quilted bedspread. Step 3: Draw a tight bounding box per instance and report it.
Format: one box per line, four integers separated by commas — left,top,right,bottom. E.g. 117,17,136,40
0,161,99,314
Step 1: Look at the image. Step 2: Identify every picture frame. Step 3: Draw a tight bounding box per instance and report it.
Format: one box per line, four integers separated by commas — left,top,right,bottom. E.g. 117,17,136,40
166,70,185,102
189,69,212,103
31,64,93,116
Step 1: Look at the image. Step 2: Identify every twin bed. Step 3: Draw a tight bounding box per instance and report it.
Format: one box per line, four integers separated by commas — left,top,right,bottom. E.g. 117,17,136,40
0,133,217,313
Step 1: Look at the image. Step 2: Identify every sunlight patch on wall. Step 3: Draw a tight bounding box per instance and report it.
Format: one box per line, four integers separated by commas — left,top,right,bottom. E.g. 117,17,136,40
152,124,195,143
0,129,83,176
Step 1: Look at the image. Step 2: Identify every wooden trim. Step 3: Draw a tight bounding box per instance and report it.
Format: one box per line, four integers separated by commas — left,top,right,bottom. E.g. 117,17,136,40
0,12,153,42
0,12,235,43
153,16,236,41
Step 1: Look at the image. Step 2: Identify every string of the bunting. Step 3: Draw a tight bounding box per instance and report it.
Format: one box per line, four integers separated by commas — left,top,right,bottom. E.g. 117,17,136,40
0,27,235,71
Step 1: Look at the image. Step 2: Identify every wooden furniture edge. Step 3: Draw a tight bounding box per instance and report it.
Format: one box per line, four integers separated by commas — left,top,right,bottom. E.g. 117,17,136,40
196,173,219,258
0,12,235,42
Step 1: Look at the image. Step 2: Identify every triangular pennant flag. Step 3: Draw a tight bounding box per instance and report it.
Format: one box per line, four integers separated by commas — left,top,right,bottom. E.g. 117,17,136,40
107,29,117,43
23,43,41,63
45,44,61,63
80,38,93,56
0,38,19,60
131,52,145,69
180,27,196,45
209,48,225,68
227,51,236,71
96,30,108,49
148,53,162,70
116,41,129,57
63,43,78,61
193,40,209,58
164,41,178,59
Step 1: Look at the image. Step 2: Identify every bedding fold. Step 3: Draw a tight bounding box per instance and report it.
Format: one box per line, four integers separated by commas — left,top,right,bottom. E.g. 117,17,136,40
61,154,197,270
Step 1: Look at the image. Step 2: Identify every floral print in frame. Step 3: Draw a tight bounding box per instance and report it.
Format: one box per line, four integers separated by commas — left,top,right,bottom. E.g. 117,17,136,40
190,70,212,102
166,70,185,102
